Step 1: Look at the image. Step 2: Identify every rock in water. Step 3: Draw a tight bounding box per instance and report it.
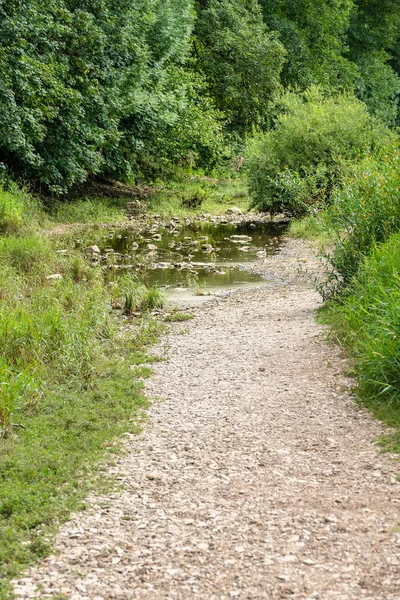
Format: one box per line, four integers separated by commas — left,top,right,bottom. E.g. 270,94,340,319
226,206,243,215
85,245,100,255
46,273,63,281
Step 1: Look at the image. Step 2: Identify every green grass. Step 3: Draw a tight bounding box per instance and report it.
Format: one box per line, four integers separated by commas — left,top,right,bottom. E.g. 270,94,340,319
0,183,44,235
288,214,327,242
147,177,251,217
0,182,170,597
114,276,165,316
164,311,194,322
0,323,164,600
47,197,127,225
318,233,400,453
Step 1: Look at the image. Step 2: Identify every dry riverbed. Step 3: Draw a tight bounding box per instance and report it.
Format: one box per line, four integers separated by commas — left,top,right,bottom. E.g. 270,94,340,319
13,238,400,600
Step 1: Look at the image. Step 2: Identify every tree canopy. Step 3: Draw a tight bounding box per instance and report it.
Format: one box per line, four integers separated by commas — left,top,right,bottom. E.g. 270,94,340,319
0,0,399,191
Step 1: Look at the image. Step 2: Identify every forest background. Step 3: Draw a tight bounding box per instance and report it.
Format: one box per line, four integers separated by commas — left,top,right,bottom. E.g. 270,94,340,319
1,0,399,191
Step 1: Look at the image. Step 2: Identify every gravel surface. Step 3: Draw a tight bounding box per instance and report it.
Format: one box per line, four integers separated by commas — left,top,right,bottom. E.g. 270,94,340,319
13,238,400,600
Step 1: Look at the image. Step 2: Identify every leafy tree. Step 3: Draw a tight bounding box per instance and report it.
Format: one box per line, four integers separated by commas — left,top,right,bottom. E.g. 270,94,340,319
258,0,356,91
0,0,224,191
193,0,286,133
348,0,400,124
258,0,400,124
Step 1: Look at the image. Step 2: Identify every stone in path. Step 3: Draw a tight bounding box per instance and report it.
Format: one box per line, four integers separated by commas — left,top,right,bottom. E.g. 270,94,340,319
13,240,400,599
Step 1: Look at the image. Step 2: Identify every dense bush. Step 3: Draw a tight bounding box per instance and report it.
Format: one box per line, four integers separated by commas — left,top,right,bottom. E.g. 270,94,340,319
246,88,392,215
318,145,400,296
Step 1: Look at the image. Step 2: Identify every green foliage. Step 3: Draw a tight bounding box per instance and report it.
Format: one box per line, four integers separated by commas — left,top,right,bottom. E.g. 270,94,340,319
0,0,225,191
354,50,400,126
113,276,165,316
318,144,400,295
259,0,356,90
246,88,391,215
348,0,400,124
320,233,400,450
194,0,285,133
0,182,42,234
114,68,226,181
259,0,400,125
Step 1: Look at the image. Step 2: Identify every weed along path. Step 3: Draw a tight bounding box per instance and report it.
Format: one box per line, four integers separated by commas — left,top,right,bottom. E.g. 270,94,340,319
13,239,400,600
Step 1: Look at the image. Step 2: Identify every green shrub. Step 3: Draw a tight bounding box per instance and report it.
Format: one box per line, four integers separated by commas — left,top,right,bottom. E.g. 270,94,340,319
321,233,400,429
246,87,392,215
319,144,400,296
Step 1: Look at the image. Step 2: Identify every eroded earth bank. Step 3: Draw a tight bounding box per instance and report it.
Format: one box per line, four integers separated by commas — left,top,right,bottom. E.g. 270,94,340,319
13,238,400,600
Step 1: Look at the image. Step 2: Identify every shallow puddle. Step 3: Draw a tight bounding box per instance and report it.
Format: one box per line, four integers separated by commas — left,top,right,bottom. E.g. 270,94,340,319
99,219,287,305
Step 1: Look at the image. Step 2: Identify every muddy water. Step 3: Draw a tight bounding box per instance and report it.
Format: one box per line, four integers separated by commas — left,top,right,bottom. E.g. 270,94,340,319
100,220,287,305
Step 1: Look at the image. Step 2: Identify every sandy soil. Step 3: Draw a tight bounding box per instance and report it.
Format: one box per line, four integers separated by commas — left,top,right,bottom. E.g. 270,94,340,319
13,238,400,600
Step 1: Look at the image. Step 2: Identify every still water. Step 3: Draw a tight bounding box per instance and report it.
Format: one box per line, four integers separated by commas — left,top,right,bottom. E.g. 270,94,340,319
99,219,287,303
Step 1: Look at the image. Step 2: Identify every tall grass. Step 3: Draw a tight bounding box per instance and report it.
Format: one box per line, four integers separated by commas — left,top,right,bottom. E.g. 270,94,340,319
0,186,165,438
320,234,400,450
0,183,43,234
48,197,127,224
0,182,166,595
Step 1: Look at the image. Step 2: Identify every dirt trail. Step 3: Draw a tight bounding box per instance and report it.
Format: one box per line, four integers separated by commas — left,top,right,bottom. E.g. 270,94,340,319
13,239,400,600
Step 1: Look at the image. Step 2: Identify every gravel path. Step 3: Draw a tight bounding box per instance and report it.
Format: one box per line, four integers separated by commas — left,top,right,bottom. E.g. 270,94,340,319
13,239,400,600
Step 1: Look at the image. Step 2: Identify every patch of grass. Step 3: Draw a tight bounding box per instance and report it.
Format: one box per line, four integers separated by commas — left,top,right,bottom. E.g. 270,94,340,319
288,214,327,242
147,177,251,217
164,311,194,322
318,233,400,453
112,276,165,316
0,327,159,599
0,183,44,235
130,365,153,378
47,197,127,225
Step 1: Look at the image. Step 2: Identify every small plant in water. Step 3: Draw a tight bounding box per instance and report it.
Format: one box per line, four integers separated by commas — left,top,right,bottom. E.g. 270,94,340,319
115,275,164,315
